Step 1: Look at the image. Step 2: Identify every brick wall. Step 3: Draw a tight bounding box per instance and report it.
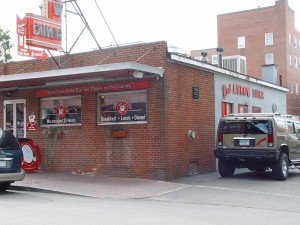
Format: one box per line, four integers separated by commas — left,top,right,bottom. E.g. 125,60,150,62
0,41,216,180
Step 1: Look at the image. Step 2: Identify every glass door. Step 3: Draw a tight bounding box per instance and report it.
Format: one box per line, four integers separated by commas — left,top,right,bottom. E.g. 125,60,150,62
4,100,26,138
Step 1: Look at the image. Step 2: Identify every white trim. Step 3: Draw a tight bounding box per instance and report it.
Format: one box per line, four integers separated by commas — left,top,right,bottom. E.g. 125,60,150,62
169,54,288,93
0,62,164,83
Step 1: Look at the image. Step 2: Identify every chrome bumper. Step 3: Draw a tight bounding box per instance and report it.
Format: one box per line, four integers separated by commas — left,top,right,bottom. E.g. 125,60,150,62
0,169,25,182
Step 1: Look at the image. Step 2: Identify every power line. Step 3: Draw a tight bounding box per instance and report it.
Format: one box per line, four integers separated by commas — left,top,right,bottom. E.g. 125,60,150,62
94,0,119,47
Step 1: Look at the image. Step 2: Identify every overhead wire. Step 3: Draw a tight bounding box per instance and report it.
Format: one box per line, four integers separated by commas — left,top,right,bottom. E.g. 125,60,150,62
94,0,119,47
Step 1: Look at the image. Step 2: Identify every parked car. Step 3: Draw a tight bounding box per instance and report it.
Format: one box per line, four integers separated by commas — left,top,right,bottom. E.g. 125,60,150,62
215,113,300,180
0,129,25,191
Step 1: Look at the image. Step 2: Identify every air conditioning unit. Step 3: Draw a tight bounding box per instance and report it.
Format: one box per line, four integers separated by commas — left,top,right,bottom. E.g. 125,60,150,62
222,55,247,74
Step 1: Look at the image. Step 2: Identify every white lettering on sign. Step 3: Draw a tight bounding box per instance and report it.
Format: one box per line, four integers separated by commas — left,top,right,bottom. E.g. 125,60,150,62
33,23,62,40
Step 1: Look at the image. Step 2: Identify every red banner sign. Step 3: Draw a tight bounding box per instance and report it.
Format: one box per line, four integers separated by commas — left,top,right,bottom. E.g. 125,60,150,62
36,81,150,97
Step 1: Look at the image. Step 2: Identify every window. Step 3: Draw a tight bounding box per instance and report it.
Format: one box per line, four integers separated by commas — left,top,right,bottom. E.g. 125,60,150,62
290,82,293,94
238,36,245,49
265,33,273,45
98,90,147,125
222,102,233,116
295,37,298,49
265,53,274,64
289,55,292,66
296,57,298,69
252,106,262,113
296,83,299,95
238,104,248,113
40,96,81,127
287,121,295,135
289,34,292,46
211,54,218,65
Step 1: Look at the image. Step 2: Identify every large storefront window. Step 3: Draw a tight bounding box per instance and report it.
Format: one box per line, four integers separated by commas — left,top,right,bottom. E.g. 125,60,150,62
40,96,81,126
98,90,147,125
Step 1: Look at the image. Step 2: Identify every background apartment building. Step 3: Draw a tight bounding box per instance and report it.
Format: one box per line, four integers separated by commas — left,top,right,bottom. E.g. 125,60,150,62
192,0,300,117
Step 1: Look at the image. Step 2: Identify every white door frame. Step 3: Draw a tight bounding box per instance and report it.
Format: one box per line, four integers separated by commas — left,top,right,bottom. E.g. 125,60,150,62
3,99,26,138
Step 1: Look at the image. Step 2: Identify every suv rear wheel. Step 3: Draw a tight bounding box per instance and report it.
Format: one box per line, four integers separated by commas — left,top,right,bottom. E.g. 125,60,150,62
218,159,235,177
272,153,289,181
0,182,11,192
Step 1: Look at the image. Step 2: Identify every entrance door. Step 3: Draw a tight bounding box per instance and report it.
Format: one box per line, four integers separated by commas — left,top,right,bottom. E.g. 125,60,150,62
4,100,26,138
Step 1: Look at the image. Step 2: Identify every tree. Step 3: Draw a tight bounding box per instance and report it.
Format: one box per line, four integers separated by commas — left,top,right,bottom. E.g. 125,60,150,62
0,27,13,63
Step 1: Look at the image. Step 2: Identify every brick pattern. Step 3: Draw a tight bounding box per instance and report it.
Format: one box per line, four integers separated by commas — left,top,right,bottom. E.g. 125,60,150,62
0,41,216,180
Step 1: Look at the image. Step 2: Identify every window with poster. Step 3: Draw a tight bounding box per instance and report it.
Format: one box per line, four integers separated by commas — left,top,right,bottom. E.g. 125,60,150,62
98,90,147,125
40,96,81,127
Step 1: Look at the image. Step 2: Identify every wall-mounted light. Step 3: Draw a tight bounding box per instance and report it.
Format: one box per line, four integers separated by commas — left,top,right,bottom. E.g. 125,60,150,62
188,130,196,140
45,77,104,86
133,71,144,78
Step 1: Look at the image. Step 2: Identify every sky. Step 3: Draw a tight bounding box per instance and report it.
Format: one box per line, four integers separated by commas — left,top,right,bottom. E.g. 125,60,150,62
0,0,300,61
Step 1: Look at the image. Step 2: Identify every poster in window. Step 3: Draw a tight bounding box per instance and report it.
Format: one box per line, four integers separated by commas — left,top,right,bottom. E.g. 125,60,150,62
99,91,147,124
40,96,81,126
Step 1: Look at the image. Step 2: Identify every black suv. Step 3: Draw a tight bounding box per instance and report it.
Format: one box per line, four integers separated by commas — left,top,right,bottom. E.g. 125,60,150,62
0,129,25,191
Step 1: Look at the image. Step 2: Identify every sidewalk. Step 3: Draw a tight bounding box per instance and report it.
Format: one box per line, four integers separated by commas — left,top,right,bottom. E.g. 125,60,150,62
10,171,190,199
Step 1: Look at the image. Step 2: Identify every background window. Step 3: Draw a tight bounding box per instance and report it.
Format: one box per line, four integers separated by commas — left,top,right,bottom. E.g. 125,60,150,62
265,53,274,64
296,57,298,69
290,82,294,94
265,33,273,45
289,34,292,46
211,55,218,65
238,104,248,113
222,102,233,116
296,83,299,95
295,37,298,49
238,36,245,49
40,96,81,126
289,55,292,66
252,106,262,113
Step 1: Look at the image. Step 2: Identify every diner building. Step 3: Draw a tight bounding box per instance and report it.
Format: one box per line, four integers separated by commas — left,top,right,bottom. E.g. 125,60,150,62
0,41,287,180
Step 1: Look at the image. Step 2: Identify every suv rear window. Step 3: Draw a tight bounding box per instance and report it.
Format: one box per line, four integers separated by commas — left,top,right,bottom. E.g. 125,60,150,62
221,120,269,134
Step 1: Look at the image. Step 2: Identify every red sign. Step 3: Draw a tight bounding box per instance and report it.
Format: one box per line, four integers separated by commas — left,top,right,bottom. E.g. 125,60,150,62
27,122,37,131
222,83,264,99
25,13,62,51
17,16,48,61
36,81,150,97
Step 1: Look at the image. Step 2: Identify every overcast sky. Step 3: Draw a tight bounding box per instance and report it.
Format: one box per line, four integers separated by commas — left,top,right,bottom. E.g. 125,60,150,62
1,0,299,61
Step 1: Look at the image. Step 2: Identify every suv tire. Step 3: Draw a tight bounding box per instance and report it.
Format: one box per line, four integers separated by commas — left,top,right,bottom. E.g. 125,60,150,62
0,182,11,192
272,153,289,181
218,159,235,177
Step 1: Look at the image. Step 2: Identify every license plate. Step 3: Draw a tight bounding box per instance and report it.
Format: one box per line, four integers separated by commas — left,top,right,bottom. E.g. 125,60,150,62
240,139,250,146
0,161,6,167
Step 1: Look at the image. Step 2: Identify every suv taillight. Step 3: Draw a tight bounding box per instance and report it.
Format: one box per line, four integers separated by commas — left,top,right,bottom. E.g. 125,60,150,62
268,134,273,147
218,134,223,146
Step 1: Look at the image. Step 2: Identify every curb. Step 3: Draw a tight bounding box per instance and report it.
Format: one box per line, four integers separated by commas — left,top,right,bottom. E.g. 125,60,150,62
9,185,91,198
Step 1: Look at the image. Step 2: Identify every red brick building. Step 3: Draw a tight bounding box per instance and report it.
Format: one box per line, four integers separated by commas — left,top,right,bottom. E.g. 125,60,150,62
0,41,216,180
217,0,300,116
